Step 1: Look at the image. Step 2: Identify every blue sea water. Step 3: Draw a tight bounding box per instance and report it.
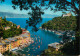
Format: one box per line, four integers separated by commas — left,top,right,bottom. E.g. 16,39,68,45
6,18,61,56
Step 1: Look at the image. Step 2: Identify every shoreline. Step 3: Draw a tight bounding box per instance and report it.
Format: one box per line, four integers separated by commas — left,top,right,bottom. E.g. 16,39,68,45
0,28,34,55
10,29,34,55
39,27,75,37
11,37,34,55
39,27,64,35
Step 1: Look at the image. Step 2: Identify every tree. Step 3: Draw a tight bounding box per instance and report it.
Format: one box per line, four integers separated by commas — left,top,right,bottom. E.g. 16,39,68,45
1,0,80,55
0,27,3,37
11,0,80,30
26,6,44,31
0,0,4,3
11,0,80,54
42,16,76,31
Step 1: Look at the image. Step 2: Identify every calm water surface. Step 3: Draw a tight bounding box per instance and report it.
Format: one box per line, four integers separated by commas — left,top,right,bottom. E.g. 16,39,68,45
6,18,61,56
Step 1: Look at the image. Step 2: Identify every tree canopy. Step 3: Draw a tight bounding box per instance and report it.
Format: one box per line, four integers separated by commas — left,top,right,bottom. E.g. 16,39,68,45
11,1,80,54
0,17,22,39
0,0,80,55
42,16,77,31
11,0,80,31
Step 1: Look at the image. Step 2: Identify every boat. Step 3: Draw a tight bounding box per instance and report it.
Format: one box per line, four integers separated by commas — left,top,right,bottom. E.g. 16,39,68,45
72,36,75,37
31,40,34,43
55,32,63,35
44,28,47,31
48,30,51,32
36,47,37,49
39,39,40,42
26,48,30,52
38,46,40,48
52,31,55,32
28,48,30,51
26,51,29,52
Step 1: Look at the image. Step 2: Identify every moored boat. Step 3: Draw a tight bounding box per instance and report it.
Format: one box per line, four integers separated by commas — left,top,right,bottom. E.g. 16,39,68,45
38,46,40,48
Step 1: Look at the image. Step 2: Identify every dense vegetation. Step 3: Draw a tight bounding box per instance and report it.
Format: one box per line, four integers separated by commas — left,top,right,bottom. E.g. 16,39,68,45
41,40,76,56
3,27,22,39
41,16,78,55
41,47,63,56
0,17,22,39
60,40,76,55
42,16,77,31
11,0,80,55
3,50,22,56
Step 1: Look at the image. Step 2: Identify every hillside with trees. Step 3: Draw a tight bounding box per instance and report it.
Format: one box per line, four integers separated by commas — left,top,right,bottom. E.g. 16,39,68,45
41,16,78,55
0,17,22,39
42,16,77,31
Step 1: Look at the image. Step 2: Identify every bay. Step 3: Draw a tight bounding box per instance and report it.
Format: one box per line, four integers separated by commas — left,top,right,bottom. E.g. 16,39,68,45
6,18,61,56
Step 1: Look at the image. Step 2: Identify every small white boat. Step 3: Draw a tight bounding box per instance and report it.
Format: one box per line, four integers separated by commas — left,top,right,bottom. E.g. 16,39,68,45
36,47,37,49
48,30,51,32
72,36,75,37
28,48,30,51
45,29,47,31
52,31,54,32
26,51,29,52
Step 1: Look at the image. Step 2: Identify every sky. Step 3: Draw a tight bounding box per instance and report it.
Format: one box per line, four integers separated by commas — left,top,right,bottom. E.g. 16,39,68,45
0,0,74,18
0,0,29,14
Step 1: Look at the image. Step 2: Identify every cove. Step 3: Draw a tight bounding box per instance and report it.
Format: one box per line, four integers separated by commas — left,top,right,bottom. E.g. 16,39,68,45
6,18,61,56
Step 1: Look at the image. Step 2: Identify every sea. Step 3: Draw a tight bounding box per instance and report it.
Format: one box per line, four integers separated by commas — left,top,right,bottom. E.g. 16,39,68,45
6,18,61,56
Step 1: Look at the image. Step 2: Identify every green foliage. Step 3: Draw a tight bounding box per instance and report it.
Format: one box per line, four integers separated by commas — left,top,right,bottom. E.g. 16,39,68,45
11,0,80,32
26,6,44,31
11,0,80,55
0,17,22,39
41,47,63,56
3,27,22,39
0,19,13,27
42,16,77,31
0,27,3,37
3,50,21,56
60,40,76,55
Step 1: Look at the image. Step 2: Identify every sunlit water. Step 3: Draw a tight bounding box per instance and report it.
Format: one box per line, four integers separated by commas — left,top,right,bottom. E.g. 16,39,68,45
6,18,61,56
